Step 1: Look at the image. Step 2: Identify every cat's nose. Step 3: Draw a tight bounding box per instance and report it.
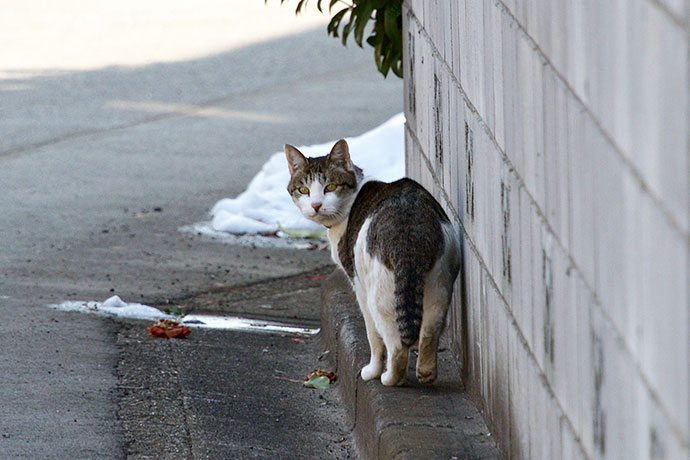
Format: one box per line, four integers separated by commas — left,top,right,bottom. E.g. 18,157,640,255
311,202,322,212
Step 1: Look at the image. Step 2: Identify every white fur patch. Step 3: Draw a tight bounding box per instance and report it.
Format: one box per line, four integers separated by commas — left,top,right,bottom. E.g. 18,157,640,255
352,218,399,344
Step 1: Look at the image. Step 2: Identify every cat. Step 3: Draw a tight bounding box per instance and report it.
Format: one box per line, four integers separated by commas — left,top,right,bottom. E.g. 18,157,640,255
285,139,460,386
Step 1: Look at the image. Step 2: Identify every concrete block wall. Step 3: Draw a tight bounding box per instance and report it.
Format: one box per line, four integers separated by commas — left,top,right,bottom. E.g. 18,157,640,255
403,1,689,459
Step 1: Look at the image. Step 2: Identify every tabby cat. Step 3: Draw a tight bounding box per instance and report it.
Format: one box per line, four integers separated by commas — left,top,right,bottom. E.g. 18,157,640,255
285,139,460,386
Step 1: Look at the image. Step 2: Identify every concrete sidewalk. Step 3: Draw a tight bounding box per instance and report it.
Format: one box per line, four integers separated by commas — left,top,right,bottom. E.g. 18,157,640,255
321,270,502,460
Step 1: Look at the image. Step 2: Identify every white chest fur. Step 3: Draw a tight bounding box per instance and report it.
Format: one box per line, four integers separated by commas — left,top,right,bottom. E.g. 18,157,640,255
326,219,348,270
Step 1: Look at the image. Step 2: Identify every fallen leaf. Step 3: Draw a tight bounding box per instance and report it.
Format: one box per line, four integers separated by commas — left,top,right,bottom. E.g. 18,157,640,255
303,375,331,389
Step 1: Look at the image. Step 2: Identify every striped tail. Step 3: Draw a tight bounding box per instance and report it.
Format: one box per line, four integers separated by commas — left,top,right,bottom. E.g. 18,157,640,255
394,267,426,347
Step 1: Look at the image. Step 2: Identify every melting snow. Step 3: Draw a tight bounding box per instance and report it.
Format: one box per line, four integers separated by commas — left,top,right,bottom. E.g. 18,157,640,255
50,295,174,321
197,112,405,236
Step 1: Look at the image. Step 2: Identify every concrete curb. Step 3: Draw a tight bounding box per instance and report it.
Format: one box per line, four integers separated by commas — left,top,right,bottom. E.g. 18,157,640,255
320,269,502,460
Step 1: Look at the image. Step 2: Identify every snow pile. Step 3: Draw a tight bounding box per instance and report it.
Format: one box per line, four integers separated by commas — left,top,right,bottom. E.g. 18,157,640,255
208,112,405,235
50,295,173,321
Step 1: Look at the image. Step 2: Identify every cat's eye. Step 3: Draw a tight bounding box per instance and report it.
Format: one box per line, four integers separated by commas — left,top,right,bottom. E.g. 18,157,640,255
324,184,338,192
298,186,310,195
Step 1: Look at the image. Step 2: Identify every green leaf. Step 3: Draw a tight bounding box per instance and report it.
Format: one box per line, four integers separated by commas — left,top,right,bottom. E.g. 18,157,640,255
327,7,349,36
383,3,402,48
391,56,403,78
296,0,308,14
303,375,331,389
353,3,374,47
341,19,353,46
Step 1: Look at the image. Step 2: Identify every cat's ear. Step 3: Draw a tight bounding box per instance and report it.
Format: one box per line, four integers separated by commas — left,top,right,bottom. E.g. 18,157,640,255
328,139,353,171
285,144,308,174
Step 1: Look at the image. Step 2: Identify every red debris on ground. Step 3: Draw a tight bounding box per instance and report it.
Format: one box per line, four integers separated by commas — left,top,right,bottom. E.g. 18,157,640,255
147,319,191,339
306,369,337,383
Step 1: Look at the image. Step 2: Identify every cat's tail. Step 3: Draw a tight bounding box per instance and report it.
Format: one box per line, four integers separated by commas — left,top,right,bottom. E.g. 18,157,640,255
394,266,426,347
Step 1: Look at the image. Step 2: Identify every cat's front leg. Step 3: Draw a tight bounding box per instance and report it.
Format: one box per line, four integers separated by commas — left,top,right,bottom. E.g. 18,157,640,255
353,279,384,381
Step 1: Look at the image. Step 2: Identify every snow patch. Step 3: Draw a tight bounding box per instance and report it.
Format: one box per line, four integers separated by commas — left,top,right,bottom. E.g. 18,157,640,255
50,295,174,321
202,112,405,236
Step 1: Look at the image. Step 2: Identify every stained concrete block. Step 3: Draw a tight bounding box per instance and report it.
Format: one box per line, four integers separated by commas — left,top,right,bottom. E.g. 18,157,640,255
490,3,506,152
567,97,596,290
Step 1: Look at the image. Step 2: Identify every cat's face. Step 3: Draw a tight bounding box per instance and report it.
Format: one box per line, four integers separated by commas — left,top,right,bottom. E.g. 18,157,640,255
285,139,362,227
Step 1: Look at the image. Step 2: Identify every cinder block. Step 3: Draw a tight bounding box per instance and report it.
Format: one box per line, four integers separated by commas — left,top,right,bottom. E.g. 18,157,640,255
470,117,490,272
465,243,483,381
485,141,505,288
529,207,548,372
405,128,420,180
481,0,496,135
445,87,459,198
548,0,568,73
455,102,469,227
560,424,588,460
566,96,596,289
574,276,594,451
486,284,511,445
490,2,505,151
498,164,518,303
419,149,435,194
407,0,424,24
565,0,587,101
592,133,628,338
633,201,690,437
515,187,534,351
550,243,576,417
516,35,546,209
403,10,417,131
526,349,547,458
513,33,534,184
463,0,485,113
500,12,519,169
440,0,452,68
507,324,531,460
543,79,570,251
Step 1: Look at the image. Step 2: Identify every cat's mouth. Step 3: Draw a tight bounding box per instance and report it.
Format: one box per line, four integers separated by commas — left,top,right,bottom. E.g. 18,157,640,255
309,211,340,227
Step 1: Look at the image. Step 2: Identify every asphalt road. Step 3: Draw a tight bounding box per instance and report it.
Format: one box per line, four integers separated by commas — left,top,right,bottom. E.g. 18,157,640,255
0,2,401,458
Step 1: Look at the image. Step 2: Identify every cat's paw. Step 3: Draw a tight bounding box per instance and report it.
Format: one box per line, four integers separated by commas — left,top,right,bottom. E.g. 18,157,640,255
381,369,406,387
416,365,437,384
360,363,383,381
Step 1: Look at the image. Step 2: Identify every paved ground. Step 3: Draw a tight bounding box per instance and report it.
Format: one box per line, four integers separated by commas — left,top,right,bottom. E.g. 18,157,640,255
0,2,401,458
